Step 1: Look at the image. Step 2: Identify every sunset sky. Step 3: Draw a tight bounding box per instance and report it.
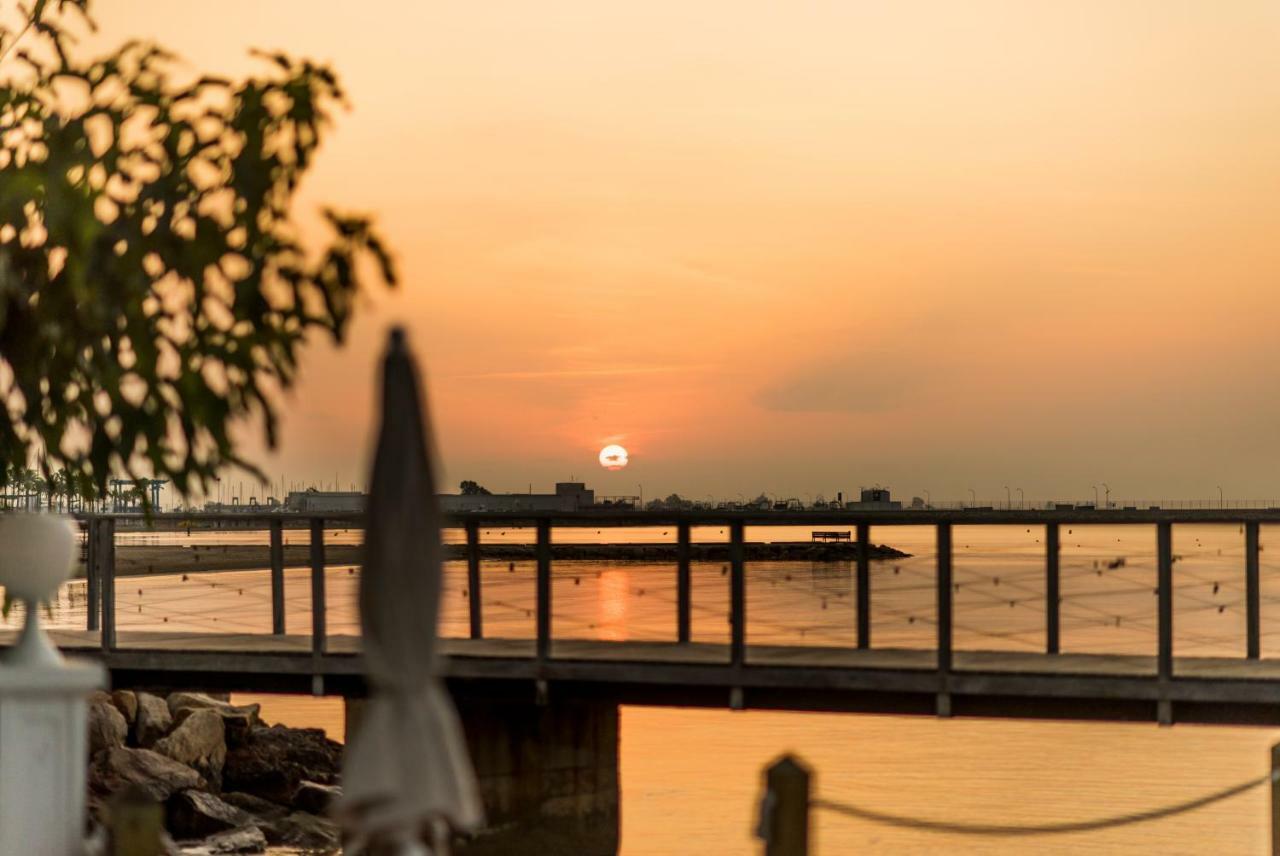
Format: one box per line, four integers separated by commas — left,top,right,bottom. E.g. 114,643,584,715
95,1,1280,502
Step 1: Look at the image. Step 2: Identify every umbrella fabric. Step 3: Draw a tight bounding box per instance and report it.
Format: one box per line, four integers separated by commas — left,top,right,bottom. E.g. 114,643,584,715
339,328,483,848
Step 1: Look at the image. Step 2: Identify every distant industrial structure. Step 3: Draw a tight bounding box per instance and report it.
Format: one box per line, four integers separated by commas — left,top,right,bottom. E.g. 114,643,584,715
849,486,901,510
193,481,913,516
438,482,596,513
284,489,366,514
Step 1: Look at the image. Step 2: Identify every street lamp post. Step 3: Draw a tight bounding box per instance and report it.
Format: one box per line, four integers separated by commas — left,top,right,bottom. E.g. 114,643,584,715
1102,483,1110,510
967,488,976,507
1016,487,1024,509
1218,486,1224,509
1092,484,1099,508
1004,485,1011,510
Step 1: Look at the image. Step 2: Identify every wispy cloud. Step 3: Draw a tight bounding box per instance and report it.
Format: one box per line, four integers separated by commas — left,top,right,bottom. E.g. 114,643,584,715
456,364,714,381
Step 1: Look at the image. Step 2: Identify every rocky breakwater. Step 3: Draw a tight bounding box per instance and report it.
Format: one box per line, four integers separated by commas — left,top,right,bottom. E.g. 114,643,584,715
460,540,911,562
87,690,343,854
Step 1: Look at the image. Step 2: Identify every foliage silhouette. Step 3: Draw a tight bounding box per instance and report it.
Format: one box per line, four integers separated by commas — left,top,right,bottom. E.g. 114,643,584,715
0,0,396,501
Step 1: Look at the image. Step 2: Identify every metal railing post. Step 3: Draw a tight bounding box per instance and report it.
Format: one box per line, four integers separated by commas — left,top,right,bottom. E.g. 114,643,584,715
730,519,746,667
100,517,116,651
466,521,483,640
310,518,326,657
1046,522,1060,654
936,521,952,716
85,518,100,632
269,519,285,635
1157,521,1173,724
536,519,552,661
677,521,691,643
1247,521,1261,660
856,522,870,649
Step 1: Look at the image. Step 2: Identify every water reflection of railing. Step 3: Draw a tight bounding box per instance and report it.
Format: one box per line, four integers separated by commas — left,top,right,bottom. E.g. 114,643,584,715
75,508,1280,683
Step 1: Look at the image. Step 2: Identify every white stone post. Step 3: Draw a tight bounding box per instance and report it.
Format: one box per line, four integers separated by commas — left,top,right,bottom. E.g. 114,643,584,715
0,514,106,855
0,660,105,855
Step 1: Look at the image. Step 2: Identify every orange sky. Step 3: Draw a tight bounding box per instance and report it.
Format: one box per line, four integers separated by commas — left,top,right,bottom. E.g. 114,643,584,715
92,1,1280,502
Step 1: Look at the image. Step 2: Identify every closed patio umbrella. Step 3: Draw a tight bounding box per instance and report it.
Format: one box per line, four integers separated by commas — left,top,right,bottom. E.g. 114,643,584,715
338,328,482,854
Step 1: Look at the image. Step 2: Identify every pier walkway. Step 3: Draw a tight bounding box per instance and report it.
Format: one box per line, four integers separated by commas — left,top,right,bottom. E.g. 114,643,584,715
25,508,1280,726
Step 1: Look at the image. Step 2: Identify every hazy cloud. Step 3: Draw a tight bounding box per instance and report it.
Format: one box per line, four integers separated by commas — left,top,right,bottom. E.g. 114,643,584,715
758,354,940,413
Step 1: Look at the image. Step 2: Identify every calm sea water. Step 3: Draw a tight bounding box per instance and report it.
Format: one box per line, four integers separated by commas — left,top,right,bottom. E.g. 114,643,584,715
22,524,1280,853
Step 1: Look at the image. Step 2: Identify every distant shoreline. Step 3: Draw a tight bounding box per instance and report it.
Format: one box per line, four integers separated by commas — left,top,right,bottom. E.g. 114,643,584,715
93,541,908,578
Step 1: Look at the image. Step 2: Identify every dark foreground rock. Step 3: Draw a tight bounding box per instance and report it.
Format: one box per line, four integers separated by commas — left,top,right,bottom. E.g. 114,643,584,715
219,792,289,822
291,780,341,814
222,724,342,804
266,812,340,850
154,709,227,790
168,693,261,748
111,689,139,727
166,790,254,839
176,825,267,854
88,700,128,755
90,747,206,803
136,691,174,748
88,690,343,855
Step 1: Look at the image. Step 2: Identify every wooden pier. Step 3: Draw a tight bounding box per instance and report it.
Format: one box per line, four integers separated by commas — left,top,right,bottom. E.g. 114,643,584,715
37,509,1280,726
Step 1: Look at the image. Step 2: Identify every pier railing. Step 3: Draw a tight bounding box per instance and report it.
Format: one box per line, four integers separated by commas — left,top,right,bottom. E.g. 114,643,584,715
75,508,1280,719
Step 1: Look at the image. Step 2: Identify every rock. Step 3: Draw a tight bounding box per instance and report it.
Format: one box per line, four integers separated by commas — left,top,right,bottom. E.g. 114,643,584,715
110,689,139,727
176,825,267,854
166,790,254,839
219,792,289,822
222,725,341,804
88,701,128,755
267,812,339,850
290,780,341,814
88,690,114,707
136,691,173,748
168,693,260,748
154,709,226,791
89,747,205,802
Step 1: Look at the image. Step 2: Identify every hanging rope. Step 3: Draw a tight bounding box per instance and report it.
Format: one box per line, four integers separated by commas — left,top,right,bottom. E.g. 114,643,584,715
810,770,1275,836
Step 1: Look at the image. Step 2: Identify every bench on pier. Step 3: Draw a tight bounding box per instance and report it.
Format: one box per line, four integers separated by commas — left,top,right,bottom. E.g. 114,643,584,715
811,530,851,543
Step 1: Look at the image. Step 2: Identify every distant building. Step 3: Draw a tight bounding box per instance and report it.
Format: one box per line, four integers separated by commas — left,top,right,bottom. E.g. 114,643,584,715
285,489,366,513
847,486,901,510
438,482,596,513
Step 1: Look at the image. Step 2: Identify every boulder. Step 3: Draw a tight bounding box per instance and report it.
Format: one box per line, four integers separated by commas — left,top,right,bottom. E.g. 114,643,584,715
110,689,139,727
136,691,173,748
219,792,289,822
222,725,341,804
166,790,254,839
154,709,226,791
267,812,339,851
89,747,205,802
168,693,260,748
175,825,267,854
290,780,341,814
88,700,128,755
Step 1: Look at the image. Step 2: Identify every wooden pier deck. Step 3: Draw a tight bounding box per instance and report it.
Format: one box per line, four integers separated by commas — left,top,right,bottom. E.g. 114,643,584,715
13,628,1280,724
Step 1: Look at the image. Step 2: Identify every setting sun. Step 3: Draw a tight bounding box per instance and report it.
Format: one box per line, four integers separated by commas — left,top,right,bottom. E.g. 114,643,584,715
598,444,629,470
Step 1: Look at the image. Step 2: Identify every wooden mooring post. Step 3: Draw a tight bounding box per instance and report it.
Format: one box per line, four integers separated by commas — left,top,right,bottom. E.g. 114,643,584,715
757,754,811,856
108,785,164,856
1272,742,1280,856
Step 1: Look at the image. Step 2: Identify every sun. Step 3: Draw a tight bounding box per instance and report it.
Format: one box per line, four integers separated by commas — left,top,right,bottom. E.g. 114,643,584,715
598,444,629,470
